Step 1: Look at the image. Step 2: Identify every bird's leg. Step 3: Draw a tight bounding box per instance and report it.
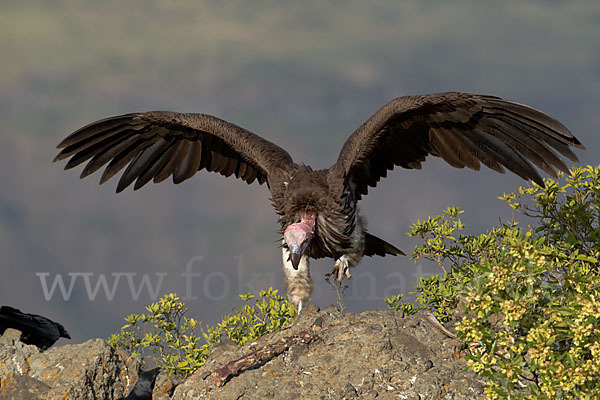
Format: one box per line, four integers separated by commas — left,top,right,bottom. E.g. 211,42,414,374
297,300,303,314
332,255,351,286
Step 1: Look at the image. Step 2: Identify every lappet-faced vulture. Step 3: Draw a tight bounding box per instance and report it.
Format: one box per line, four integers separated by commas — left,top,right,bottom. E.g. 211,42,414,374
55,92,584,311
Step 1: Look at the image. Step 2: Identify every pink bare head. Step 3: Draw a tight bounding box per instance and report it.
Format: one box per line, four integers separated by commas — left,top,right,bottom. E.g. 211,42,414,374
283,214,316,269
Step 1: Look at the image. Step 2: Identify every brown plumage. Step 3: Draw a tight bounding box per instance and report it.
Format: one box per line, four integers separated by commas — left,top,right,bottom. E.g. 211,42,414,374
54,92,584,311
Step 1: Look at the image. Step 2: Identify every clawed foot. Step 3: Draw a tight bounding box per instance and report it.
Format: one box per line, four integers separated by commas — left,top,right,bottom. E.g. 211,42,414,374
332,255,352,286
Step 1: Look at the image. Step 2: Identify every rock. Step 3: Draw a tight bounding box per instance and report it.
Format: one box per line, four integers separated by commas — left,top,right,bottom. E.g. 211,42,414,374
0,330,39,377
0,307,484,399
153,372,176,400
172,308,484,399
0,327,23,346
0,335,142,399
0,375,50,399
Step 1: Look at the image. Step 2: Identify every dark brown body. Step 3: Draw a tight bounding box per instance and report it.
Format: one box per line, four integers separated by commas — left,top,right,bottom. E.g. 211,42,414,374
271,165,400,262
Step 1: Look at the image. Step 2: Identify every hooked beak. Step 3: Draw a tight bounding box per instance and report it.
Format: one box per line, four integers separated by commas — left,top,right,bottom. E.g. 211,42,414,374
288,244,302,269
284,218,315,270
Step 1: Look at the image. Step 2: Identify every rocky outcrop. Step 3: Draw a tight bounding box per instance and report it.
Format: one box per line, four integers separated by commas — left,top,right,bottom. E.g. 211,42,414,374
174,305,484,399
0,327,139,399
1,307,484,399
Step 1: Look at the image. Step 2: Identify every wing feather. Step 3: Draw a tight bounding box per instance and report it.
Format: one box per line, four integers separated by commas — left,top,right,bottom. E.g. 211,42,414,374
80,136,141,179
329,92,583,199
155,141,190,184
100,139,157,184
135,139,179,189
173,140,203,183
57,115,137,149
221,156,238,178
236,161,248,179
55,112,294,192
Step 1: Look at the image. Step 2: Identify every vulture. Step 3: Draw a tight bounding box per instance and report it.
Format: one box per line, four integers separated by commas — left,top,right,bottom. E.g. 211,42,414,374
54,92,584,311
0,305,71,350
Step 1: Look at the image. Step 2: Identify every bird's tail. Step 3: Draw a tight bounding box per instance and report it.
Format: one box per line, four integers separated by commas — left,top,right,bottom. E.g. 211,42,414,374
364,233,405,257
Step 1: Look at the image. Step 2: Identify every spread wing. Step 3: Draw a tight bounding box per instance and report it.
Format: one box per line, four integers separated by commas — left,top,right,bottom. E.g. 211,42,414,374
329,92,584,199
54,112,294,192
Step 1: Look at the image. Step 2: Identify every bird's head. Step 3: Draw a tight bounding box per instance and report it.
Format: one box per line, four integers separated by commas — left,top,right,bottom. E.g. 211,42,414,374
283,214,316,270
57,323,71,339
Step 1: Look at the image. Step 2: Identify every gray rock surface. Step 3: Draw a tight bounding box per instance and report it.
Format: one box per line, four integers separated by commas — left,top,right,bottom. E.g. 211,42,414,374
173,305,484,400
1,307,484,399
0,333,142,399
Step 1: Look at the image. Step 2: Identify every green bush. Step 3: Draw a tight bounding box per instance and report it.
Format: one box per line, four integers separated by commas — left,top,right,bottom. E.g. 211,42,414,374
108,287,296,380
385,165,600,399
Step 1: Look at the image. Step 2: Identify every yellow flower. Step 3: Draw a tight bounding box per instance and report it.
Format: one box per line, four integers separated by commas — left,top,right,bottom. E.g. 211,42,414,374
467,359,484,373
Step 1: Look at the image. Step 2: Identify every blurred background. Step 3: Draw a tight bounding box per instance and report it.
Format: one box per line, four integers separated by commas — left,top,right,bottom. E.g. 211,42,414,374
1,0,598,343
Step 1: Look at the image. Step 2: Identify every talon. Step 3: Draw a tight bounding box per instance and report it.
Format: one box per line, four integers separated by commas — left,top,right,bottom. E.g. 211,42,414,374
332,265,340,281
333,255,350,286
